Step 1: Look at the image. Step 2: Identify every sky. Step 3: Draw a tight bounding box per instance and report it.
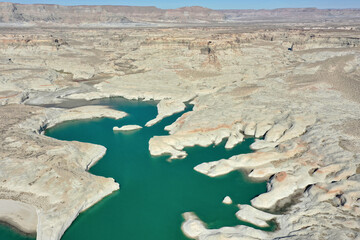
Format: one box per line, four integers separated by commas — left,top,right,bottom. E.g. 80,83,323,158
4,0,360,9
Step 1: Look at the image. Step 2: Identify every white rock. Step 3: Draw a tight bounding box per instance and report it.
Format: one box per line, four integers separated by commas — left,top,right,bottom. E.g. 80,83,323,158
225,132,244,149
149,136,187,159
0,200,38,234
181,212,271,240
46,105,127,129
113,125,142,131
194,160,234,177
1,104,120,240
222,196,233,204
277,115,316,143
195,141,307,177
265,122,290,142
255,121,273,138
145,99,186,127
244,122,256,136
236,204,276,227
2,26,359,240
181,212,207,239
214,129,231,145
251,168,317,210
250,140,278,150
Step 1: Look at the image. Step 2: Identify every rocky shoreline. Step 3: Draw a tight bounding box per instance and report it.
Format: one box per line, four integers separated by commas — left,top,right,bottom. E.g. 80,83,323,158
0,105,126,240
0,8,360,239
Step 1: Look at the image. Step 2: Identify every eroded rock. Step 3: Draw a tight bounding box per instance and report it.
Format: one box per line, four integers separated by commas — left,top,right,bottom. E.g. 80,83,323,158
113,125,142,131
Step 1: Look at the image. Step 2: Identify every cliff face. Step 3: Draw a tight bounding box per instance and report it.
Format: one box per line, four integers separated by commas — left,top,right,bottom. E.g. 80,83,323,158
221,8,360,21
0,2,359,25
0,3,223,24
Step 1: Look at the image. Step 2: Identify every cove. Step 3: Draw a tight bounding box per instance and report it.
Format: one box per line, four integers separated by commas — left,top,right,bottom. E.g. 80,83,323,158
0,98,268,240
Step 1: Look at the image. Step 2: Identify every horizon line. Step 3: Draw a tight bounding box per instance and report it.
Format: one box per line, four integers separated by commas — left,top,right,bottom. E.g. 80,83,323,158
2,2,360,11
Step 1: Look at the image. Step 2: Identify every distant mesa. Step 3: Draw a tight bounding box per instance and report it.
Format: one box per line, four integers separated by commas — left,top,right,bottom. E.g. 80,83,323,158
0,2,359,25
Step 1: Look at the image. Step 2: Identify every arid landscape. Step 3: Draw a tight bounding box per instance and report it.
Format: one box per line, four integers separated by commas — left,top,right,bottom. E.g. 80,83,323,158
1,2,360,240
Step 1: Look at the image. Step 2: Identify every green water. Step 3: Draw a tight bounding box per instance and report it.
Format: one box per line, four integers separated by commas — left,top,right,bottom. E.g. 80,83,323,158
0,225,34,240
1,98,267,240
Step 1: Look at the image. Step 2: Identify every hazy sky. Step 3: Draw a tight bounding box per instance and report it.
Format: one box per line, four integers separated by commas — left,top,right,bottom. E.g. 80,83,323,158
5,0,360,9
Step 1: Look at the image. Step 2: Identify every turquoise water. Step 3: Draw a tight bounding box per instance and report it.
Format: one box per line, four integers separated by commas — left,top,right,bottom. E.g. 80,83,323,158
1,98,267,240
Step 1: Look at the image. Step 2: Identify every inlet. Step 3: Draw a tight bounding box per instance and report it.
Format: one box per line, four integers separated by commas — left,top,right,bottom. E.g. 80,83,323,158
0,98,268,240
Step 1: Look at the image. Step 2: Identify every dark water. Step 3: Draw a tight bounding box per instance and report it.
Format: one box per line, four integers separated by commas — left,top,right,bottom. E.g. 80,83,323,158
1,98,268,240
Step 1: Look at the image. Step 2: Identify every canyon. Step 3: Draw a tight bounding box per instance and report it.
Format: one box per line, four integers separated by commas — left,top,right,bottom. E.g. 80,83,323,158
0,3,360,240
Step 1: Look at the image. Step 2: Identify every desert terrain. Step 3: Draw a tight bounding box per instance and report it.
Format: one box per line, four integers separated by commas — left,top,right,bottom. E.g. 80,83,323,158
0,3,360,240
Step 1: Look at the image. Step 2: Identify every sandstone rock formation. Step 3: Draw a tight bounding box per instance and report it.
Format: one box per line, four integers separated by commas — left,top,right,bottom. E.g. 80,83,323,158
0,199,38,235
222,196,232,205
0,105,126,240
236,204,276,228
0,5,360,240
113,125,142,131
1,3,360,26
145,99,186,127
